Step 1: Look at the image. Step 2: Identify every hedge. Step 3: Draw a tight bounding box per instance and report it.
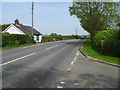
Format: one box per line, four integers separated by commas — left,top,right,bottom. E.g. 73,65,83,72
1,34,35,47
41,35,81,42
94,30,120,57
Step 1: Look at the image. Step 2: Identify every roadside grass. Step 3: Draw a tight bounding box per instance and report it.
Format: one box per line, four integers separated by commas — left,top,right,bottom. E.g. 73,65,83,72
0,39,77,51
0,43,38,51
81,41,120,65
0,40,60,51
0,40,64,51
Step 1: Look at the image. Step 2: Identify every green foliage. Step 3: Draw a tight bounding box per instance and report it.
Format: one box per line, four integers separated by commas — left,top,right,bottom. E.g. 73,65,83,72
81,40,120,65
1,34,35,47
94,30,120,57
69,2,118,43
50,33,58,36
0,24,10,31
42,35,81,42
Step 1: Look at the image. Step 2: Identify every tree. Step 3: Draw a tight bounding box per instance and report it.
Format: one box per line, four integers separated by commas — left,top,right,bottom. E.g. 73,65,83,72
0,24,10,31
50,33,58,36
69,2,118,43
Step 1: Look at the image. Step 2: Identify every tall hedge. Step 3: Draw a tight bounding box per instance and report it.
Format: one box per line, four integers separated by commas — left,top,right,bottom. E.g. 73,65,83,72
1,34,35,47
94,30,120,57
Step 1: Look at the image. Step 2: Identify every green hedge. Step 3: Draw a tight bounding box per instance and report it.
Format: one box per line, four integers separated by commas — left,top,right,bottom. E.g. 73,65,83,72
1,34,35,47
42,35,81,42
94,30,120,57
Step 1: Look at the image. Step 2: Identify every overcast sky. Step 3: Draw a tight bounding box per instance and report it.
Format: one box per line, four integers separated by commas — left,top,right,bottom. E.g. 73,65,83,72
0,0,119,35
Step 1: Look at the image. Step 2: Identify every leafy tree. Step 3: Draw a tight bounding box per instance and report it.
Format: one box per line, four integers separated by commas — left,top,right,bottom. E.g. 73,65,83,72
69,1,118,43
50,33,58,36
0,24,10,31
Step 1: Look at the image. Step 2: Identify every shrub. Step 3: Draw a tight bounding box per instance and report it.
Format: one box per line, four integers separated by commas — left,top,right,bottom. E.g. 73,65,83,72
94,30,120,57
41,35,81,42
1,34,35,47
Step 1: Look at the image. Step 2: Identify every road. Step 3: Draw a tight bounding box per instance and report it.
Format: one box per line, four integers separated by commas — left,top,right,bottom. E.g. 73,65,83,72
1,39,119,88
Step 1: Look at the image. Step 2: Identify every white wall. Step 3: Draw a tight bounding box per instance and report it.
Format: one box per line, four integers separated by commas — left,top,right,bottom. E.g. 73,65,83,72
33,35,37,42
33,35,42,42
39,35,42,42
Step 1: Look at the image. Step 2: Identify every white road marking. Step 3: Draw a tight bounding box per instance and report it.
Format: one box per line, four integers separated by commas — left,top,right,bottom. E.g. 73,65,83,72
73,83,79,86
57,86,63,88
76,51,79,56
71,61,74,65
0,52,36,66
67,68,71,71
60,82,66,84
67,51,79,71
46,45,59,50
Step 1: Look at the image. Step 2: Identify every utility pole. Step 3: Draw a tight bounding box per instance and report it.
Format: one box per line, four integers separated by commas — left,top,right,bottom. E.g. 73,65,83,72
32,2,34,35
76,27,78,35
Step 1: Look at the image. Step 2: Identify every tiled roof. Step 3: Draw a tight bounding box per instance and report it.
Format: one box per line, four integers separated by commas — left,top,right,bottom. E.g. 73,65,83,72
14,24,42,35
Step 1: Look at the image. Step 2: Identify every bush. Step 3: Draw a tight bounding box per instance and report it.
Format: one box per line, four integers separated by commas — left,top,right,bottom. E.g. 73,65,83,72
41,35,81,42
94,30,120,57
1,34,35,47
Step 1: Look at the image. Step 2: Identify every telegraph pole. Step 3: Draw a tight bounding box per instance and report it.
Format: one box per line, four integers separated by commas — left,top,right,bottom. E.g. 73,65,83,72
32,2,34,35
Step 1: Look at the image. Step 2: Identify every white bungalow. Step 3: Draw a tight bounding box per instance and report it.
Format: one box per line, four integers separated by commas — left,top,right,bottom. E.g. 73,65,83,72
2,19,42,42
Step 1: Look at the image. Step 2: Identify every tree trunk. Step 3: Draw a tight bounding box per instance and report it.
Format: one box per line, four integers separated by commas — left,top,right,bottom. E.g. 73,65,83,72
90,33,95,46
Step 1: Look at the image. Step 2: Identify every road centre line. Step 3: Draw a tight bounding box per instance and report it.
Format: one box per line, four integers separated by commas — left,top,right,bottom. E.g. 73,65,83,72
23,41,59,48
0,53,36,66
46,45,59,50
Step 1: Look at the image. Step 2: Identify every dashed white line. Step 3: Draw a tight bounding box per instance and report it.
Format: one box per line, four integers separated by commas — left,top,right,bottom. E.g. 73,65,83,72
67,51,79,71
71,61,74,65
76,51,79,56
46,45,59,50
0,52,36,66
57,86,63,88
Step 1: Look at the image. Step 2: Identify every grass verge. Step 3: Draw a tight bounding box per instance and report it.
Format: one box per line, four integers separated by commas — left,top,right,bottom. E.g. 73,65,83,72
0,40,63,51
0,43,38,51
81,41,120,65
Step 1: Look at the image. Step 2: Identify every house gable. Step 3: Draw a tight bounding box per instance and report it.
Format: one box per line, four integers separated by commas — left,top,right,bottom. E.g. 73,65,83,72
2,24,25,34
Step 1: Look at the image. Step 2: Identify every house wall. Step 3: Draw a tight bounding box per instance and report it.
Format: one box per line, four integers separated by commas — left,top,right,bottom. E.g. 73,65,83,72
39,35,42,42
4,25,25,34
3,24,42,42
33,35,42,42
33,35,37,42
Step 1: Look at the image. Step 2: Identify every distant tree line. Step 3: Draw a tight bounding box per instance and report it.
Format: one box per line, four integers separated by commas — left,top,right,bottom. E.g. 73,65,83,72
42,33,84,42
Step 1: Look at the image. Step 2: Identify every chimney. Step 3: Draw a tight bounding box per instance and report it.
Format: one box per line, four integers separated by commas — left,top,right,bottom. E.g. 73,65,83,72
14,19,19,25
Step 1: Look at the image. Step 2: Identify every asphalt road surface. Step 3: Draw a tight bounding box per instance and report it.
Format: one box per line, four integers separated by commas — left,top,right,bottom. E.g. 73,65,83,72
1,39,119,88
